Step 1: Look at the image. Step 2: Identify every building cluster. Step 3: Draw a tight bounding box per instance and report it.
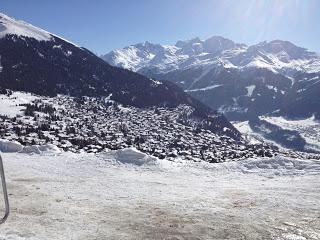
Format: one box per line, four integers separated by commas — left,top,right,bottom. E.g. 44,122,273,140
1,94,316,162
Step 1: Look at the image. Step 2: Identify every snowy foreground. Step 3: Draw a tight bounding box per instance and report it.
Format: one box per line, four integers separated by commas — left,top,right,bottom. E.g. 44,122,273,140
0,148,319,240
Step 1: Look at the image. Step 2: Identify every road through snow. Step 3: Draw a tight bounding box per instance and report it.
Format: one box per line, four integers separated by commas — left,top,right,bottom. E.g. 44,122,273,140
0,150,319,239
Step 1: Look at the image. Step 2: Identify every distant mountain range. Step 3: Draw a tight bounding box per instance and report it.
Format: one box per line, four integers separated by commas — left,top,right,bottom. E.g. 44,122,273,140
102,36,320,120
0,13,240,140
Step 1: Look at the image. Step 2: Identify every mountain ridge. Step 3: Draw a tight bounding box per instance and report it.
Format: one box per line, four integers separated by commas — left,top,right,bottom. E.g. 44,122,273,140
102,36,320,120
102,36,320,75
0,13,242,140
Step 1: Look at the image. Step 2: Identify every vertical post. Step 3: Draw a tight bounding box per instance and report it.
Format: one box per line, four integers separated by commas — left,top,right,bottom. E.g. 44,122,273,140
0,155,9,224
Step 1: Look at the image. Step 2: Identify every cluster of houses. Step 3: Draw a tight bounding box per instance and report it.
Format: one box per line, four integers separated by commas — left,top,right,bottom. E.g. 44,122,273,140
1,93,316,162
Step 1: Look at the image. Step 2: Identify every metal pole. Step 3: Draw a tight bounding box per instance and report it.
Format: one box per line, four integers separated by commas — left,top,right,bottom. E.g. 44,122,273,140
0,154,9,224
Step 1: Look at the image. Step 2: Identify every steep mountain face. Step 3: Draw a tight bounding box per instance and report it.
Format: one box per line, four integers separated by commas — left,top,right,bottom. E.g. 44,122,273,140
102,37,320,120
0,13,241,140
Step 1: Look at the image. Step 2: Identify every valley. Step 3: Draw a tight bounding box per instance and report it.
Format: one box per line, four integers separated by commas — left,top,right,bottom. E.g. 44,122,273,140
0,8,319,240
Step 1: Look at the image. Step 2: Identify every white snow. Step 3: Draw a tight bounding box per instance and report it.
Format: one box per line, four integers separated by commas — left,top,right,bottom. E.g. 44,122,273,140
114,147,157,166
0,139,61,154
104,38,320,83
232,121,285,148
0,139,23,152
244,55,278,73
245,85,256,97
234,116,320,153
0,13,52,41
261,116,320,152
150,79,162,86
0,150,319,239
0,55,2,72
185,84,222,92
0,91,38,117
233,121,251,133
20,144,61,155
0,13,80,48
267,85,278,92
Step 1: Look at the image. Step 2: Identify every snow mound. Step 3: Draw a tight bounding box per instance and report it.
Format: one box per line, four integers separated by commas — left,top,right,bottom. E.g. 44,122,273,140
0,13,52,41
21,145,42,154
114,148,158,166
38,144,61,153
21,144,61,155
0,140,61,155
0,139,23,152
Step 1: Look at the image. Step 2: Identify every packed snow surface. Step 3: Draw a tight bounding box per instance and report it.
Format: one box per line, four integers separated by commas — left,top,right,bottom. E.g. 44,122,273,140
0,149,319,239
0,13,52,41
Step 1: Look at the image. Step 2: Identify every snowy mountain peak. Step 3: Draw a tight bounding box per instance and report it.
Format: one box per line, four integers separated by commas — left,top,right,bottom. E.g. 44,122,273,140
0,13,53,41
174,36,239,55
249,40,315,61
101,36,244,73
102,36,320,76
175,37,201,47
102,37,320,121
203,36,239,53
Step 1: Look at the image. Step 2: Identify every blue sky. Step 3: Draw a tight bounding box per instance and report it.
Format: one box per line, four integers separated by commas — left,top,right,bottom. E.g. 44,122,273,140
1,0,319,54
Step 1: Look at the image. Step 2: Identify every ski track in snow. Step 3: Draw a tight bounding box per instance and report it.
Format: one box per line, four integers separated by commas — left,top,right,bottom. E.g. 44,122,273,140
0,150,319,240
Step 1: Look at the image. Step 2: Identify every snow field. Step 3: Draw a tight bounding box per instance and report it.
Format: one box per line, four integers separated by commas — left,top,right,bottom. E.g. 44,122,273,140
0,91,38,118
233,116,320,153
0,13,52,41
0,149,319,239
261,116,320,152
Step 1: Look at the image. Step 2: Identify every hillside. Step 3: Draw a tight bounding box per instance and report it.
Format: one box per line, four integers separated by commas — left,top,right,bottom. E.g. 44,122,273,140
0,13,240,140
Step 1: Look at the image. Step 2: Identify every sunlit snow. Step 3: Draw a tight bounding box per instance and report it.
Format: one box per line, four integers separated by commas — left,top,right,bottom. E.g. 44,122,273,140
0,149,319,239
0,13,52,41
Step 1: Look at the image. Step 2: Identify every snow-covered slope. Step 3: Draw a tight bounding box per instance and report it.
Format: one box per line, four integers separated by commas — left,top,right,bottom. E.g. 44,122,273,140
0,91,38,117
0,13,79,47
1,151,319,239
0,13,52,41
0,13,244,142
233,115,320,153
102,37,320,120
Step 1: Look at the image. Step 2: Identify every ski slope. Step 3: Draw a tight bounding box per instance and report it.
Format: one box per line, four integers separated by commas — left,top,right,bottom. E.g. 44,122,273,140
0,149,319,239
